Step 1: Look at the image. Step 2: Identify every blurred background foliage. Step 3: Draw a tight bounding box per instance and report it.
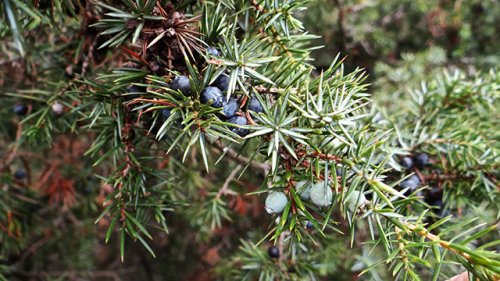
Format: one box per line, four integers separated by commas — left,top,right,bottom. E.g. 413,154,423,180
303,0,499,127
0,0,498,280
304,0,499,72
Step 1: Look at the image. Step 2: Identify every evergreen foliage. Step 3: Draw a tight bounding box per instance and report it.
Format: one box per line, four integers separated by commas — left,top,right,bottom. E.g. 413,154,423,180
0,0,498,280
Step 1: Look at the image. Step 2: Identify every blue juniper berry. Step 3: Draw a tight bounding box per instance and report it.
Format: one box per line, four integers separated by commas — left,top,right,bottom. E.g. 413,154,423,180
201,86,224,107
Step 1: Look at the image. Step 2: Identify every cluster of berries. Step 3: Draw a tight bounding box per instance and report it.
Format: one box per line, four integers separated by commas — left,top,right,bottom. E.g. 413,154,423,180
154,71,264,136
177,47,265,135
263,181,335,217
296,181,333,207
200,76,264,136
264,179,370,226
398,153,429,194
125,47,265,136
398,153,445,216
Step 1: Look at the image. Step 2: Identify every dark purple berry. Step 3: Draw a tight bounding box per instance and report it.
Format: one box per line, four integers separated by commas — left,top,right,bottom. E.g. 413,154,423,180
248,95,264,113
213,75,229,92
267,246,279,258
222,97,239,118
228,116,249,136
428,199,447,216
127,85,144,93
400,156,413,170
126,85,144,100
413,153,429,169
27,203,42,213
400,175,420,191
162,109,171,119
427,187,442,201
13,104,28,116
431,199,443,208
305,220,314,229
335,167,343,177
171,76,191,94
14,169,26,180
150,62,161,73
79,182,93,195
201,87,224,107
206,47,220,56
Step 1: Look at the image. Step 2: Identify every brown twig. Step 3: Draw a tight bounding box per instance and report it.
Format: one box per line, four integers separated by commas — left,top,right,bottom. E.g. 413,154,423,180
216,165,242,199
296,150,342,163
0,123,23,171
253,85,298,95
332,0,348,53
211,141,270,175
277,230,289,264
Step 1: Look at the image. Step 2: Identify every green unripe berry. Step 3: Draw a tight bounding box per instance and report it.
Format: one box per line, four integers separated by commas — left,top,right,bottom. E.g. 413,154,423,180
265,192,288,214
310,181,333,207
296,180,311,200
345,190,368,213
